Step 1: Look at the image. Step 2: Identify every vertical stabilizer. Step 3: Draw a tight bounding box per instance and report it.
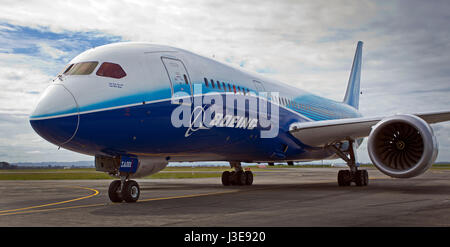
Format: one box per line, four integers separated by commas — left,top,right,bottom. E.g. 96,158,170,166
343,41,363,109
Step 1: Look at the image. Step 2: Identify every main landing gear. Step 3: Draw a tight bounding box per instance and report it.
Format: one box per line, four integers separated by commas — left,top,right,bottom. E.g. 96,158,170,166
337,169,368,186
330,139,369,187
108,174,140,203
221,161,253,186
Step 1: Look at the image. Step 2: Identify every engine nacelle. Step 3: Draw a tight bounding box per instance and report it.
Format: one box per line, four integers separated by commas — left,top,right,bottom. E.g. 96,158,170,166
95,155,167,178
368,114,438,178
132,158,168,178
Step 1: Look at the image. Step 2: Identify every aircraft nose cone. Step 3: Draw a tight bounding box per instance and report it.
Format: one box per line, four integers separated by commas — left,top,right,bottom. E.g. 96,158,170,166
29,84,79,146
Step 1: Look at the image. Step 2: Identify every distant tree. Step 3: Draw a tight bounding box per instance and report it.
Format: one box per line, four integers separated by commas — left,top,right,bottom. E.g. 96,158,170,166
0,162,11,169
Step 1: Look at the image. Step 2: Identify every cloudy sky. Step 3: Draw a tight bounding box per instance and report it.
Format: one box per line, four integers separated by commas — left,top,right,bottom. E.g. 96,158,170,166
0,0,449,163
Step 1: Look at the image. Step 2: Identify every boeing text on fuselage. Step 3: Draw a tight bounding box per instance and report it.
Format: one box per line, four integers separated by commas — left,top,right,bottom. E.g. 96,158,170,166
170,83,279,138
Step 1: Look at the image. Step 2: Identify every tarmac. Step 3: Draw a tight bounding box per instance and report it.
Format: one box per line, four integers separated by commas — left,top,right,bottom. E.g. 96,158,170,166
0,167,449,226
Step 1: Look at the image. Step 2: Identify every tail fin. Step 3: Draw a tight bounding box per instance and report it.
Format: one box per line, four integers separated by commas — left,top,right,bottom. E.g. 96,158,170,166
343,41,363,109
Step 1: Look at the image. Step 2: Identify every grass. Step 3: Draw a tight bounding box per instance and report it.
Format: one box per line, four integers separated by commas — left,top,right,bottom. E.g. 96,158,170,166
0,172,111,180
0,163,448,180
144,172,221,179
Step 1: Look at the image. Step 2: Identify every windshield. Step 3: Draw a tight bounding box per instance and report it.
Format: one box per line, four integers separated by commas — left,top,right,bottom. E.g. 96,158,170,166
63,62,99,75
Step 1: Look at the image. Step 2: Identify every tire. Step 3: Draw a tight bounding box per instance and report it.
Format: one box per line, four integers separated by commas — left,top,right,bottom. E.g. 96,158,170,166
338,170,351,186
355,170,368,186
229,171,236,185
108,180,123,203
245,171,253,185
222,171,231,186
362,170,369,186
122,180,140,203
235,171,247,186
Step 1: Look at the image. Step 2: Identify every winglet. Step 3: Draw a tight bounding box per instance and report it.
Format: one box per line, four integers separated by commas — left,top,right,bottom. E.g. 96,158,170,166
343,41,363,109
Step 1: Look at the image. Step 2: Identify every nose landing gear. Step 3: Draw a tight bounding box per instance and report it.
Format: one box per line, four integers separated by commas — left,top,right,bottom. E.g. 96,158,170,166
108,174,140,203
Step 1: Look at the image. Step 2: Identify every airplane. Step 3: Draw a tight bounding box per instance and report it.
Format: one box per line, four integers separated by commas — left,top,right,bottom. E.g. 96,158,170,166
29,41,450,203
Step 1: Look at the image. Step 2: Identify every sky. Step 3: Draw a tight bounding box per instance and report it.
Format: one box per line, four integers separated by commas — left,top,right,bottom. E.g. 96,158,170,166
0,0,449,163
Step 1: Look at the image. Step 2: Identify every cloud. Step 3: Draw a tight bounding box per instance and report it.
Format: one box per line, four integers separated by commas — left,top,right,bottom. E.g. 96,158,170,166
38,43,67,59
0,0,449,162
0,112,91,162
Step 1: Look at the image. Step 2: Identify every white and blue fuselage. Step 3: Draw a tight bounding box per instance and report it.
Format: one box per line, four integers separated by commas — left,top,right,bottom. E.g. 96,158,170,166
29,42,361,176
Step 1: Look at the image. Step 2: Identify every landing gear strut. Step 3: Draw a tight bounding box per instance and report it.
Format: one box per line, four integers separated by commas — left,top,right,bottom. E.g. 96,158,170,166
108,173,140,203
221,162,253,186
330,139,369,187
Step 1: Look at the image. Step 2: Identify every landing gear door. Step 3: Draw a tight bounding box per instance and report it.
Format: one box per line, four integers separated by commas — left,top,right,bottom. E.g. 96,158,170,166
161,57,192,98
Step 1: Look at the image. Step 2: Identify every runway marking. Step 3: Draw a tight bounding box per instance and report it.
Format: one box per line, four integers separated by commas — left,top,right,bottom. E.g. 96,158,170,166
0,186,99,215
139,189,241,203
0,188,242,216
0,203,107,216
0,176,390,217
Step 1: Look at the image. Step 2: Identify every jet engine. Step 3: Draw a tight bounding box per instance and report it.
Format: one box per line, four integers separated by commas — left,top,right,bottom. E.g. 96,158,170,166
368,114,438,178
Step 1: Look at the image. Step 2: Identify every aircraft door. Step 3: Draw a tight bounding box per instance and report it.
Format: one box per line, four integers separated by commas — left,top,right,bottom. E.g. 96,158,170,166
161,57,192,97
252,80,266,92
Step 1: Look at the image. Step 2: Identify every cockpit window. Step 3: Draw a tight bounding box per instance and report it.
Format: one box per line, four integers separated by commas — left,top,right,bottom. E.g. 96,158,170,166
64,62,98,75
59,64,73,75
96,62,127,79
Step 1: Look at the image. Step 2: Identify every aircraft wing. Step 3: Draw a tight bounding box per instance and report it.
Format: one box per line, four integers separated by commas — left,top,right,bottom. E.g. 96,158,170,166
289,110,450,147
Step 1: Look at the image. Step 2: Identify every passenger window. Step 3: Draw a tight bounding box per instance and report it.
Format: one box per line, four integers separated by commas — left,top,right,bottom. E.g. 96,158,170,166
217,81,221,89
96,62,126,79
237,86,241,94
222,82,226,91
228,83,232,92
183,74,189,85
233,85,236,94
66,62,99,75
211,79,215,88
204,78,209,87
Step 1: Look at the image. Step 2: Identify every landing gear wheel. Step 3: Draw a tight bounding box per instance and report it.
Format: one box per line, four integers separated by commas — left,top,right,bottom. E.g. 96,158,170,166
229,171,236,185
338,169,368,186
122,180,140,203
222,171,231,186
337,170,352,186
108,180,123,203
355,170,369,186
235,171,247,186
244,171,253,185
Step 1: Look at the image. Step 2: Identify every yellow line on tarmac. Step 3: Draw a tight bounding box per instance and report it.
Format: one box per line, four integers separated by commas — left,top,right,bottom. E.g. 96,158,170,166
0,176,391,217
139,189,241,203
0,189,241,216
0,186,99,214
0,203,107,216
